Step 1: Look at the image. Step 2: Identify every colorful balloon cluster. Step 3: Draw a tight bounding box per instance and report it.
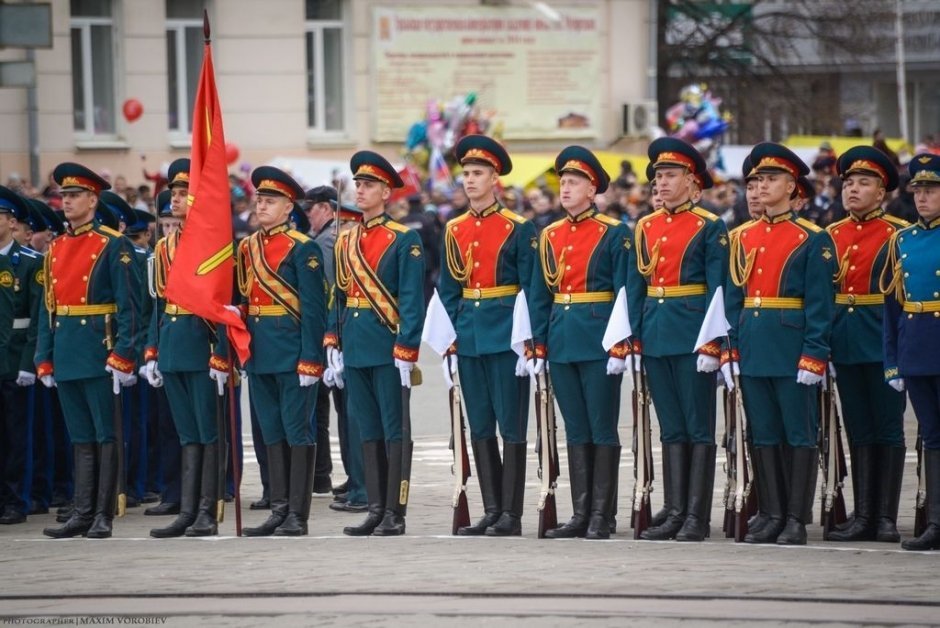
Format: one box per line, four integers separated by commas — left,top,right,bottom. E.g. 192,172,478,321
403,93,502,188
664,84,731,167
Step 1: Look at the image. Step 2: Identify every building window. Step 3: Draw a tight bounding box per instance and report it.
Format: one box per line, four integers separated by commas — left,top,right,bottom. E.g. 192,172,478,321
306,0,347,134
70,0,115,135
166,0,205,134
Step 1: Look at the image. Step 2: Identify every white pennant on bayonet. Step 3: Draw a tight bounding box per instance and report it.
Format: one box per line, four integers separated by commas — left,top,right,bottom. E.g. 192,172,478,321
421,289,457,356
694,285,730,352
602,286,632,352
510,290,532,357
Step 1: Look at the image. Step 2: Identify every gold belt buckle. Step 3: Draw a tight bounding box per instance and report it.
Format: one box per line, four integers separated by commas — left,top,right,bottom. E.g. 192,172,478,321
847,294,856,305
473,288,482,299
754,296,762,308
655,286,665,298
563,293,572,304
914,301,924,313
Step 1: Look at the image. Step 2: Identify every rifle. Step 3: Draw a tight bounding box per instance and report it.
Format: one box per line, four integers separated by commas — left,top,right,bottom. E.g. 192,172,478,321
730,373,756,542
721,386,736,538
819,372,848,539
398,367,420,514
227,369,242,536
915,431,927,537
448,354,471,534
630,359,653,539
534,362,558,538
105,313,126,517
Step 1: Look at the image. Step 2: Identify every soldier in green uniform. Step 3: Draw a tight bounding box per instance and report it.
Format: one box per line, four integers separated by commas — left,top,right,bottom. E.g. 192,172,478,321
825,146,908,543
531,146,634,539
237,166,327,537
0,187,43,524
726,143,837,545
630,138,729,542
327,151,426,537
438,135,539,536
37,162,142,539
143,159,230,537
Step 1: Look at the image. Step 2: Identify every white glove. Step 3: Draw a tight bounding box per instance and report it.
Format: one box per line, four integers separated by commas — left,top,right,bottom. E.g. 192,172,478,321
395,358,414,388
324,367,345,390
209,367,228,396
299,374,319,387
40,374,56,388
796,369,824,386
15,371,36,387
888,378,905,393
144,360,164,388
327,347,344,375
828,362,837,379
632,353,643,372
513,354,527,377
526,357,545,377
442,356,458,388
696,354,720,373
606,357,627,375
224,304,242,316
106,366,137,393
720,361,740,390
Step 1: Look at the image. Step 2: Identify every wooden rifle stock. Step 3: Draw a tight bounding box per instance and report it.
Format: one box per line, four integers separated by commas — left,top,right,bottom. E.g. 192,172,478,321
631,364,653,539
448,356,471,534
819,374,848,539
535,367,558,538
721,387,736,538
915,432,927,537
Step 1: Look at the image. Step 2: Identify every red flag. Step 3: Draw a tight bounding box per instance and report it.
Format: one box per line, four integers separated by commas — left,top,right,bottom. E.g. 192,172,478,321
164,22,250,365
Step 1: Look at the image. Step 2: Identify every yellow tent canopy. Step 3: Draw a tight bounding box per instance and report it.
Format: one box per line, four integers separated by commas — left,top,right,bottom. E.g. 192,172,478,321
500,151,650,189
783,135,907,156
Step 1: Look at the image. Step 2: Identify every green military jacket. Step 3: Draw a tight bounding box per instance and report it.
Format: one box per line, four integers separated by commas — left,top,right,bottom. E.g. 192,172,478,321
1,241,43,378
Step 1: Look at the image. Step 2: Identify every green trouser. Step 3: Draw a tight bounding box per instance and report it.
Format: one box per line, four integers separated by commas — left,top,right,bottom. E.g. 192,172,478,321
345,365,402,442
549,360,621,446
741,376,818,447
458,352,529,443
56,377,115,443
163,371,218,445
644,354,716,444
833,362,905,447
249,372,317,446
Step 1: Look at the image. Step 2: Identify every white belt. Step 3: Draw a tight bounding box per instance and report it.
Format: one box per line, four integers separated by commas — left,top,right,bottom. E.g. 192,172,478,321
12,318,29,330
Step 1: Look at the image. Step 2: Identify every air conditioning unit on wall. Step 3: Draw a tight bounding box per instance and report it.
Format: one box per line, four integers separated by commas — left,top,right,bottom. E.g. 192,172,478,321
622,101,658,138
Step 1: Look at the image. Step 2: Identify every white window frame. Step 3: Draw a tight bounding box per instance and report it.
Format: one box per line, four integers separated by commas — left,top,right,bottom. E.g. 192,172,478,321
70,13,118,140
305,7,353,142
166,16,203,145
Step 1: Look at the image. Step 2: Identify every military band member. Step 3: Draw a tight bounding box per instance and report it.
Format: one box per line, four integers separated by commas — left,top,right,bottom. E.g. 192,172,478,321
726,143,836,545
327,151,425,537
823,146,908,543
37,163,142,539
143,159,230,537
237,166,326,537
0,187,43,524
532,146,632,539
631,138,729,542
882,154,940,551
438,135,537,537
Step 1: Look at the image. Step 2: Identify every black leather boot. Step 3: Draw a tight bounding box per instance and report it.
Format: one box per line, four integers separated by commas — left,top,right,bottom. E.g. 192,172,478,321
641,443,689,540
150,444,202,538
275,445,317,536
86,443,118,539
903,448,940,551
586,445,620,540
875,445,906,542
650,444,672,528
677,443,717,541
457,438,502,536
745,446,786,543
186,442,221,537
545,444,593,538
344,440,387,536
777,447,818,545
44,444,96,538
374,441,409,536
747,447,769,535
828,445,875,541
244,441,290,536
486,441,526,536
144,500,181,516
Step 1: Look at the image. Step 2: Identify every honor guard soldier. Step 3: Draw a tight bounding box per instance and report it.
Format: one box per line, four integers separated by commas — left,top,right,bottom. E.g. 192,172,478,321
0,187,44,524
327,151,426,537
726,143,837,545
882,153,940,551
237,166,327,537
37,163,143,539
631,138,729,542
532,147,633,539
144,158,230,537
438,135,538,537
825,146,908,543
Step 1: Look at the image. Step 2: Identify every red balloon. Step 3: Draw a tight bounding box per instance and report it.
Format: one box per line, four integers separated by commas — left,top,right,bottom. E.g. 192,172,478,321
225,143,240,165
122,99,143,123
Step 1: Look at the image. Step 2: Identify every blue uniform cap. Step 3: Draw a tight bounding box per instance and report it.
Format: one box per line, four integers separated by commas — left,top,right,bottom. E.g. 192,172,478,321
290,202,311,234
99,191,137,226
908,153,940,187
29,199,64,235
124,209,156,235
0,185,30,222
156,189,172,218
95,204,121,231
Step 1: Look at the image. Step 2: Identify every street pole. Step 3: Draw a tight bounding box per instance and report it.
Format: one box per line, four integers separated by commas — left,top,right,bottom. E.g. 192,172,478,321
27,49,40,187
895,0,909,145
